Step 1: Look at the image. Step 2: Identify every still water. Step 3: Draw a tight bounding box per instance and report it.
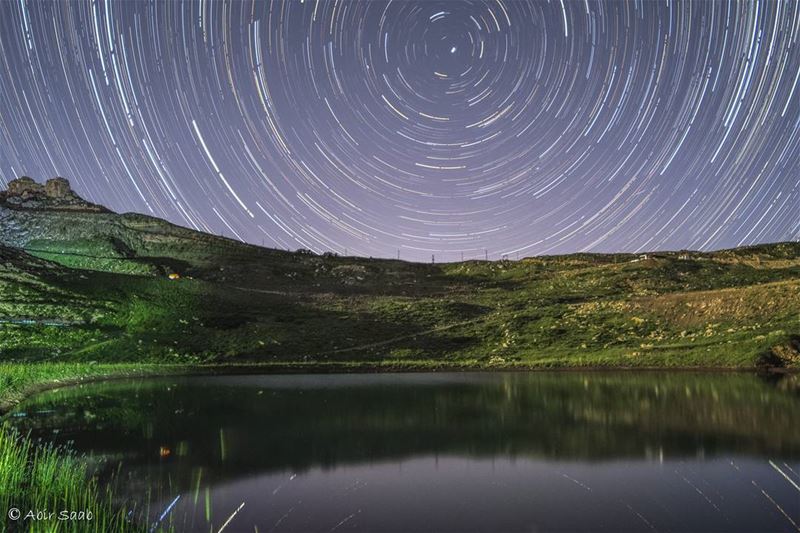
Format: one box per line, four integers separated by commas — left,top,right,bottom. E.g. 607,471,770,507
7,372,800,532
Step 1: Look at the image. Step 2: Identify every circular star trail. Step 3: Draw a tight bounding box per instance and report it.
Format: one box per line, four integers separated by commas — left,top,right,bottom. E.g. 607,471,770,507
1,0,799,261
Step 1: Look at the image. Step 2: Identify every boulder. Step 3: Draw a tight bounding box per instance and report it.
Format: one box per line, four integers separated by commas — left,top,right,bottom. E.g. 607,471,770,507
45,177,73,198
7,176,43,196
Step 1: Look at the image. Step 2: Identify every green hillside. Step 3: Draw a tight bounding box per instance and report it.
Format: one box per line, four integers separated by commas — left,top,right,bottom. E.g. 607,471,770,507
1,179,798,369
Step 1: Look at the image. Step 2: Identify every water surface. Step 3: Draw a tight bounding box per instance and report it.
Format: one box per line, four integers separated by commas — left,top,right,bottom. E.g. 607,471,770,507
8,372,800,532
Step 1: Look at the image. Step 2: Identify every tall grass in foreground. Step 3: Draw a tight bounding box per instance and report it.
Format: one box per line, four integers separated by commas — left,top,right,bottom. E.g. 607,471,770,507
0,424,142,532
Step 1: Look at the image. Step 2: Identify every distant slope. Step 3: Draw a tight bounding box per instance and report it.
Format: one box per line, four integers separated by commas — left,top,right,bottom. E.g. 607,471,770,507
1,190,266,276
0,178,440,291
1,178,798,368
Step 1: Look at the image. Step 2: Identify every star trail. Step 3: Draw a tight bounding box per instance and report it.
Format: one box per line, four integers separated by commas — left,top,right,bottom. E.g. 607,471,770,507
1,0,798,261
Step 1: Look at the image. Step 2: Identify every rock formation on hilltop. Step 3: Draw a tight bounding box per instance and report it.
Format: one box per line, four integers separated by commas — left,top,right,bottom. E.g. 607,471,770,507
0,174,230,269
0,176,108,212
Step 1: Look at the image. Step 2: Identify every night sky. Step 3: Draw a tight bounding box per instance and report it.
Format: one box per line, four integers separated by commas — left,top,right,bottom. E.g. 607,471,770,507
1,1,798,261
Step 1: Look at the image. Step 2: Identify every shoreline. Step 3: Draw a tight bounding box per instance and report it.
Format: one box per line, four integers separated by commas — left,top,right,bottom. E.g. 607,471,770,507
1,361,794,417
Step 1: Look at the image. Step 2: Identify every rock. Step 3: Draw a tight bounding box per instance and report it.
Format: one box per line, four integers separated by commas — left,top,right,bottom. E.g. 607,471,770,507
771,338,800,365
7,176,43,197
1,176,108,212
45,177,72,198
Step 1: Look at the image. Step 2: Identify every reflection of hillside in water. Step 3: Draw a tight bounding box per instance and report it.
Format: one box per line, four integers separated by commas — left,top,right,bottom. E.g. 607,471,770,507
9,372,800,490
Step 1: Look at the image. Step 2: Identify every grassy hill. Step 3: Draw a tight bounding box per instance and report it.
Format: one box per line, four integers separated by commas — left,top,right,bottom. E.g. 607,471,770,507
1,180,798,369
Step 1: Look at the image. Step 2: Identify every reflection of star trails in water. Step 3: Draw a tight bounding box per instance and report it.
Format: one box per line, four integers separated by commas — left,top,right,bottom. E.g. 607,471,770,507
752,479,800,532
769,460,800,493
729,458,800,532
0,1,798,261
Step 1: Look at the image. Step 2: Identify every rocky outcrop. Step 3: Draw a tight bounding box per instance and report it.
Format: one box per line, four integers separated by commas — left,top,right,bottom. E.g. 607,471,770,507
0,178,211,263
0,176,108,212
7,176,40,196
45,177,73,198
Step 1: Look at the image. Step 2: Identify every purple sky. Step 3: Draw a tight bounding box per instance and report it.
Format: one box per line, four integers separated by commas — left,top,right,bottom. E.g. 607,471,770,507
1,1,798,261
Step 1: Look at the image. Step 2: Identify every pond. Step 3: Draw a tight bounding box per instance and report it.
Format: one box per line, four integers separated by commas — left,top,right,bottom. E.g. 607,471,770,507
7,372,800,532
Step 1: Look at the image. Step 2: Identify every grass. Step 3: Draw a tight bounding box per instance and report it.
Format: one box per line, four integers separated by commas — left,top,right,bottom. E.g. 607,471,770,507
0,364,191,533
1,239,799,369
0,363,185,414
25,239,156,276
0,424,141,532
1,202,799,369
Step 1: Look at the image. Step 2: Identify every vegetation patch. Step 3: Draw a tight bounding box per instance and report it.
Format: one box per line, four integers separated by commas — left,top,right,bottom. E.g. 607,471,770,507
0,425,141,532
1,199,798,371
